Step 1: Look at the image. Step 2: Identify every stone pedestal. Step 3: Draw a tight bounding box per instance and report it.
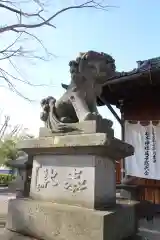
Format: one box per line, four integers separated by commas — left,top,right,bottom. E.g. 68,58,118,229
4,132,137,240
5,199,137,240
30,154,116,209
20,133,133,209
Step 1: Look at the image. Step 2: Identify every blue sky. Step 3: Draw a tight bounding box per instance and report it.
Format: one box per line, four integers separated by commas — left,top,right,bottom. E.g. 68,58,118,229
0,0,160,137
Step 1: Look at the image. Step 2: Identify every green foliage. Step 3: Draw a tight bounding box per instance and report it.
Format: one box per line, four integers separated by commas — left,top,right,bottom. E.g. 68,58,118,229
0,174,16,185
0,133,34,165
0,139,17,164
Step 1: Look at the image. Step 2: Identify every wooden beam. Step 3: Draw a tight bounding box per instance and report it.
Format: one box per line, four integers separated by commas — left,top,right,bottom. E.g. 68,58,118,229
99,97,122,125
106,103,122,125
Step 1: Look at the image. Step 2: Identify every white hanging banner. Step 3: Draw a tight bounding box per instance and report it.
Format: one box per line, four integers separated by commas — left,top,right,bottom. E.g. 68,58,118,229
125,121,160,180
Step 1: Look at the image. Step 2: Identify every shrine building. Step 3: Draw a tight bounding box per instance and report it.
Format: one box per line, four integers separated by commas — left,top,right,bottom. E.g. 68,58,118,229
99,56,160,205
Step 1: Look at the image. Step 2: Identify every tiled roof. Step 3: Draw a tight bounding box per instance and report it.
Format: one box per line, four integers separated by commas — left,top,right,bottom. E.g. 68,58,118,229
115,56,160,79
99,56,160,106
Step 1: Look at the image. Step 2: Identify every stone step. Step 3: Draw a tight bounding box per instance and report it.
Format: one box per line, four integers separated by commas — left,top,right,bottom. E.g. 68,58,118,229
2,229,38,239
138,227,160,240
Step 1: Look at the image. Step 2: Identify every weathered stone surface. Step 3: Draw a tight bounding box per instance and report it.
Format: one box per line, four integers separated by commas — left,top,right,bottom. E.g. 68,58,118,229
17,133,134,160
39,119,114,137
40,51,116,133
30,155,116,208
6,199,137,240
18,133,110,149
3,229,35,240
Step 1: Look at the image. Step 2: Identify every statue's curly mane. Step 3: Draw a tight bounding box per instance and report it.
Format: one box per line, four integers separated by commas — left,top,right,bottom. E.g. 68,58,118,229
69,51,115,76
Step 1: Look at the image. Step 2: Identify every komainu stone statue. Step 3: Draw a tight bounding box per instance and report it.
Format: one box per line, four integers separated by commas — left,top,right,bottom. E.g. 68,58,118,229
40,51,116,133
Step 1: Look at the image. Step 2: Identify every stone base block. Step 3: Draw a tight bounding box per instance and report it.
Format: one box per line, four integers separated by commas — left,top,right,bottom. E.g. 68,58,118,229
3,229,36,240
18,133,134,160
39,120,114,137
6,199,137,240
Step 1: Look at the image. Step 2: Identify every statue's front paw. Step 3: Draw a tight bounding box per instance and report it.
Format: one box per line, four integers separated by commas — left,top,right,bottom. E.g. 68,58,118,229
106,119,113,128
83,112,104,122
83,113,97,121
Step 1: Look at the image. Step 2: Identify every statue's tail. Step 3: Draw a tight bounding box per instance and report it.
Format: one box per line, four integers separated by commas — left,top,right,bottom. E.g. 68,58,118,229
40,96,61,129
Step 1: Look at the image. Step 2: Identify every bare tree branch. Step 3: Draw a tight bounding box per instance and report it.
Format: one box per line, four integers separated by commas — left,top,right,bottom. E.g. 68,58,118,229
0,66,52,87
0,33,22,53
0,0,114,99
0,74,32,100
0,1,110,34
